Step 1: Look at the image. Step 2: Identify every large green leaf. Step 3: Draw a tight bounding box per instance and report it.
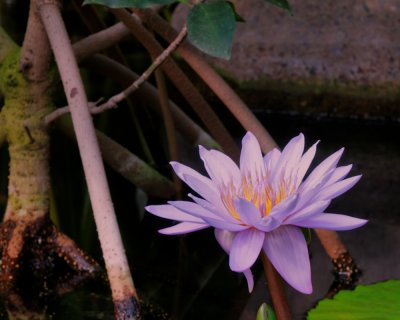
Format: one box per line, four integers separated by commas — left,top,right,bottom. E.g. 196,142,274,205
308,280,400,319
187,1,236,59
264,0,292,13
82,0,178,8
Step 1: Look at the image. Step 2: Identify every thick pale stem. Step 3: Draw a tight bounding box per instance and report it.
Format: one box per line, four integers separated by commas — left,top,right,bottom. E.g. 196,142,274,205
261,253,292,320
38,2,139,318
314,229,347,260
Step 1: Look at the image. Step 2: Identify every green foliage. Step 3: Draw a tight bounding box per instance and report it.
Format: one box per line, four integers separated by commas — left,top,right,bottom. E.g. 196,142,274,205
308,280,400,319
187,1,236,59
256,303,277,320
265,0,292,13
82,0,177,8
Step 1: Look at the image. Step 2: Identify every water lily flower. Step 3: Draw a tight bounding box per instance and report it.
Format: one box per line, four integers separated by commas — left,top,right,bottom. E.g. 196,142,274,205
146,132,367,294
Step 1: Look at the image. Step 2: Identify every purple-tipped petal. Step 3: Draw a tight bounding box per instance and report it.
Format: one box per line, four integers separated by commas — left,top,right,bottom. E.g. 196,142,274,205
183,174,226,211
263,226,312,294
229,229,265,272
234,198,262,226
295,213,368,230
324,165,353,186
199,146,239,187
264,148,281,173
208,149,241,185
268,194,299,221
255,195,298,232
146,204,204,223
301,148,344,192
170,201,247,231
296,141,319,187
215,229,255,292
315,175,361,201
215,229,234,253
188,193,237,223
275,134,305,181
243,269,254,292
284,200,331,225
159,222,209,235
240,132,265,181
171,161,215,188
169,200,222,220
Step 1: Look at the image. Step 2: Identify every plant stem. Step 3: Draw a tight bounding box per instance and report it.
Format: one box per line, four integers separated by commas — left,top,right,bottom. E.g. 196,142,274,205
261,252,292,320
154,68,182,194
135,8,277,154
112,8,240,160
83,54,221,150
38,2,139,319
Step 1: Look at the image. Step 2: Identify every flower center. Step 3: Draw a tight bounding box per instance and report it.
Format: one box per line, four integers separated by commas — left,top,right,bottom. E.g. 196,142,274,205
220,173,295,221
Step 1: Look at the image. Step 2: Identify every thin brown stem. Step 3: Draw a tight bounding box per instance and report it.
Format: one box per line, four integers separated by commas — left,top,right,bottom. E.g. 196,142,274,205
154,68,182,195
135,8,277,154
112,8,240,160
93,19,188,114
83,54,221,150
261,252,292,320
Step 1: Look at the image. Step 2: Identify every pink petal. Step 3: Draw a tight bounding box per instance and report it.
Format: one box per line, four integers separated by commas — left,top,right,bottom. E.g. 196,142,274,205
159,222,209,235
284,200,331,225
199,146,239,187
234,198,262,226
263,226,312,294
146,204,204,223
315,175,361,201
295,213,367,230
229,229,265,272
240,132,265,182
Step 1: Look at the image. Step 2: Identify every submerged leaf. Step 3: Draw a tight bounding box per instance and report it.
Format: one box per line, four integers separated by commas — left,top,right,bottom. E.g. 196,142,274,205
83,0,177,8
264,0,292,13
187,1,236,59
308,280,400,319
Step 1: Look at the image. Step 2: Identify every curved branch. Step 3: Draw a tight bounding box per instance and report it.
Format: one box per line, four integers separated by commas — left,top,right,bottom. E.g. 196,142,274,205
38,2,139,319
135,8,277,154
112,8,240,160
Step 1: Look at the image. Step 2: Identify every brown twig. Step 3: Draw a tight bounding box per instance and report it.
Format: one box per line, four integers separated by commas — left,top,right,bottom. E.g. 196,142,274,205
261,252,292,320
135,8,277,154
112,8,240,160
82,54,221,150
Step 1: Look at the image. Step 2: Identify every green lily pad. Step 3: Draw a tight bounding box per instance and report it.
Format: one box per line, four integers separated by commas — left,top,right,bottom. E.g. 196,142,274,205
308,280,400,319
